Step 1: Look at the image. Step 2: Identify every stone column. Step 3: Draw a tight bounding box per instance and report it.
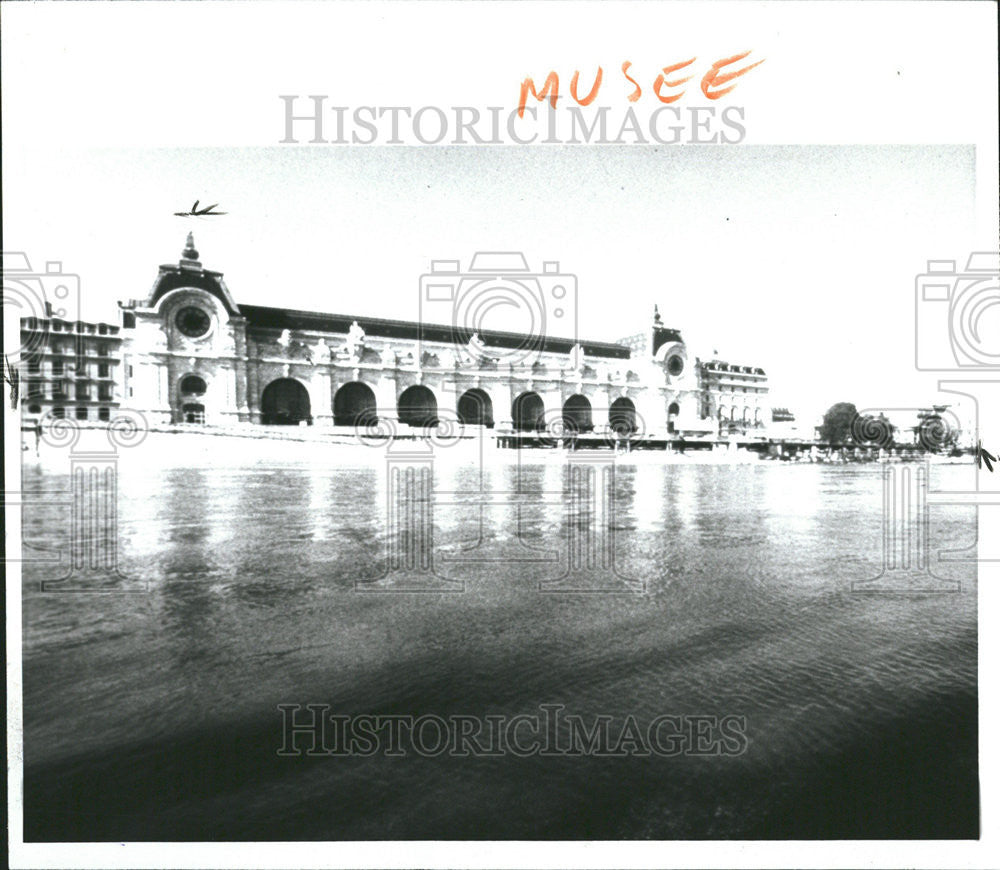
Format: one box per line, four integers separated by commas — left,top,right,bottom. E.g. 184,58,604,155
491,368,517,430
640,387,669,438
435,373,460,421
311,367,334,427
375,367,400,426
590,384,612,436
540,384,564,432
246,345,261,424
232,317,250,422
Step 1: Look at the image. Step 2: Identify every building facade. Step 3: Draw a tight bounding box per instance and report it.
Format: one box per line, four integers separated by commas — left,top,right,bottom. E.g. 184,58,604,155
18,304,123,423
109,235,770,442
697,359,770,436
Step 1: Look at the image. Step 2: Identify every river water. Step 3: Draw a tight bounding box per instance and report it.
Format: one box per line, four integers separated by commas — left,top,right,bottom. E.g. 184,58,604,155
19,434,979,839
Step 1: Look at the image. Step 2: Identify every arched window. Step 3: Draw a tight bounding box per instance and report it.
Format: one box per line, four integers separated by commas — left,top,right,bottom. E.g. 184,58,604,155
334,382,378,427
561,394,593,433
512,392,545,432
398,385,438,427
180,374,207,396
457,389,494,427
609,397,637,436
261,379,311,425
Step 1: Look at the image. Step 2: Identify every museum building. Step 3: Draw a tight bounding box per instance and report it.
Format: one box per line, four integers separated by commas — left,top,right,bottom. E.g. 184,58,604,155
111,234,769,440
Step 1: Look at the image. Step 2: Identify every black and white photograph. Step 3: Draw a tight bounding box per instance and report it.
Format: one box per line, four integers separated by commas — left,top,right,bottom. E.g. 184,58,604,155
3,1,999,867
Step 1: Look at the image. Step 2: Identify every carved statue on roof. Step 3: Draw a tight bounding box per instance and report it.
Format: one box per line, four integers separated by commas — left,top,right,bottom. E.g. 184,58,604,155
313,338,331,364
568,342,585,372
466,332,498,364
339,320,366,361
468,332,487,355
277,329,292,349
437,349,456,370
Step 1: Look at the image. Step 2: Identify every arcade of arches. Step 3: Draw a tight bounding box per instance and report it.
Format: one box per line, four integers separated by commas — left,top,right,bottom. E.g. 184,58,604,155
257,381,653,433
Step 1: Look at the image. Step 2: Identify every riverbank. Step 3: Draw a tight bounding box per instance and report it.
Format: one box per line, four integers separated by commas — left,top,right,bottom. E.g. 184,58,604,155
18,422,973,470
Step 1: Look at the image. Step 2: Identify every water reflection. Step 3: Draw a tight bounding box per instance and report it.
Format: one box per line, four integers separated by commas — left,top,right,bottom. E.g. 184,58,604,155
20,448,980,840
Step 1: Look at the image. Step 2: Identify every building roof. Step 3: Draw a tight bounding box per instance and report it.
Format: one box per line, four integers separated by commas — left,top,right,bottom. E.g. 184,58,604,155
700,360,766,375
136,235,633,360
142,233,241,315
239,304,632,359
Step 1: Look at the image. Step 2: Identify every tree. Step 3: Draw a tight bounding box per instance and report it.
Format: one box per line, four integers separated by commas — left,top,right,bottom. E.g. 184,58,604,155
818,402,859,445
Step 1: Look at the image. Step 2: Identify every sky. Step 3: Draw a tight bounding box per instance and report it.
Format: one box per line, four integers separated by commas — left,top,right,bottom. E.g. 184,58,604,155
3,142,980,428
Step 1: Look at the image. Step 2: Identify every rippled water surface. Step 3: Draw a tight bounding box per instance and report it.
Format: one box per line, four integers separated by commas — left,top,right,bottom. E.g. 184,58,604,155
20,437,979,839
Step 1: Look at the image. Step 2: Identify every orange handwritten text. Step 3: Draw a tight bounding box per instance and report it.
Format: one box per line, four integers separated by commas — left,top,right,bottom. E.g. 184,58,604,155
570,67,603,107
621,61,643,103
653,57,697,104
701,51,766,100
518,52,764,117
518,72,560,118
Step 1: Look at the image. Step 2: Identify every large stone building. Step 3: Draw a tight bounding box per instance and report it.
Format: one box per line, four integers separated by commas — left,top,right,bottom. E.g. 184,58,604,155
110,235,769,442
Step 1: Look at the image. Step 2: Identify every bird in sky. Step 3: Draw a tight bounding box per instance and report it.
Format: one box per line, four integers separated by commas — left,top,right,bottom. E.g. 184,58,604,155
174,200,227,217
